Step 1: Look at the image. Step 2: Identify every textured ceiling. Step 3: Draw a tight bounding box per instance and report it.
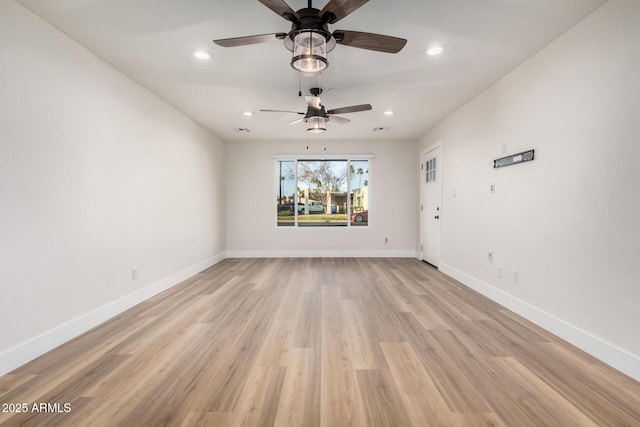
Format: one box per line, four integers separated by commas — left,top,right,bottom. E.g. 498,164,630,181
16,0,607,141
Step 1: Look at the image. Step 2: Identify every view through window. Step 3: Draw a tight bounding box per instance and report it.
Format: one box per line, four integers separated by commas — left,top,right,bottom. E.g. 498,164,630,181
276,159,369,227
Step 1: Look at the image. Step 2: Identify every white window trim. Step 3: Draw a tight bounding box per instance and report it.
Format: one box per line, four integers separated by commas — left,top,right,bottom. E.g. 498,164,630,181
273,154,375,160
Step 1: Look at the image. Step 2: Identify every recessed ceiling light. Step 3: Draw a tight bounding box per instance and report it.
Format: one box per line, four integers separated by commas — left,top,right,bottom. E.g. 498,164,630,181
426,46,444,56
243,111,254,116
384,110,394,116
193,50,211,60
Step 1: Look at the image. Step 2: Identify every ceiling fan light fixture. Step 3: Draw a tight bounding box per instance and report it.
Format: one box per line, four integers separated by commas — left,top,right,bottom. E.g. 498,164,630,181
291,30,328,73
307,116,326,133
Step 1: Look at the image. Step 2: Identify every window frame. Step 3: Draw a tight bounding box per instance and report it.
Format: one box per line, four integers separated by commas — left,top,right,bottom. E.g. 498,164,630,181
274,154,374,229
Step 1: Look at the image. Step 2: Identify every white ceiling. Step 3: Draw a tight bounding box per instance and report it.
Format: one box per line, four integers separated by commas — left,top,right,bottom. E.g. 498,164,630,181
16,0,607,142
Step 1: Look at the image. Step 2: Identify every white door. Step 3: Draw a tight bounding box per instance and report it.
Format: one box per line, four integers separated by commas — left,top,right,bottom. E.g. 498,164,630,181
421,145,442,266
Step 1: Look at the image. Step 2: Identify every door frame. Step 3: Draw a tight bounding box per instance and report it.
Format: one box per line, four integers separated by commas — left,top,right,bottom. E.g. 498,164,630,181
419,141,443,267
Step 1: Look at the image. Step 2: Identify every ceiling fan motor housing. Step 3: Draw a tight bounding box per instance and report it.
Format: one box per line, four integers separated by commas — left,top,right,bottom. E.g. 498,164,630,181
283,8,337,48
305,105,328,120
284,7,338,72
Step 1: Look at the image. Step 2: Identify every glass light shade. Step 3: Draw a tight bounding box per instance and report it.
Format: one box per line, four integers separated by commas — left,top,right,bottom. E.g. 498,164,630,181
307,116,326,133
291,31,328,73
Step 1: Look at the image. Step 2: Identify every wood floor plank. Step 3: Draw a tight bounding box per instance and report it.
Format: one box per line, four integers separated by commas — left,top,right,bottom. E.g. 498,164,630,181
0,353,129,426
388,268,429,296
320,285,367,427
229,365,286,427
436,289,491,322
74,322,213,426
275,347,321,427
1,258,639,426
356,368,413,427
380,341,458,426
340,299,382,370
0,315,156,414
253,277,304,368
179,411,233,427
495,357,600,427
510,341,640,426
292,290,322,349
0,374,36,398
394,312,493,413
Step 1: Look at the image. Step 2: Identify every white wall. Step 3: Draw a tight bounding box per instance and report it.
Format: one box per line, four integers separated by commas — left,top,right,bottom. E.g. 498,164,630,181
225,139,416,257
0,1,226,374
418,0,640,380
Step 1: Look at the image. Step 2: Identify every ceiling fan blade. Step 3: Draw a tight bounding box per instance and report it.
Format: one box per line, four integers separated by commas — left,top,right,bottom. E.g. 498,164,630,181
258,0,299,22
214,32,287,47
333,30,407,53
328,115,350,124
288,118,305,125
326,104,372,115
305,96,322,110
321,0,368,24
260,109,305,114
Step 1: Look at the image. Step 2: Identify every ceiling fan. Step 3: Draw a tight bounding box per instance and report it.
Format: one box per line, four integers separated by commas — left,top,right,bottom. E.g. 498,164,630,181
213,0,407,73
260,88,372,133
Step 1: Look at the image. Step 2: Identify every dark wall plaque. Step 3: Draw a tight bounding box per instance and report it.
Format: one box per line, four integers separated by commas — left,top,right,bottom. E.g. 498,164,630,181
493,149,534,168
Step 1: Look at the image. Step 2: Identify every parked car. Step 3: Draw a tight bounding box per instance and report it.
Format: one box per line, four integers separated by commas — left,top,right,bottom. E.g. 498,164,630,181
298,202,324,214
277,203,294,212
351,210,368,223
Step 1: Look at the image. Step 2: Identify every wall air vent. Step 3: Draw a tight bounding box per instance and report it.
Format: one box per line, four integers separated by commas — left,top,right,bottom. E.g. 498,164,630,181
494,149,534,168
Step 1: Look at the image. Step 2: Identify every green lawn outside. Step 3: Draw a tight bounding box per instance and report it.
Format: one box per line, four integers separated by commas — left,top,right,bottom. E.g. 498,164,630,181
277,212,348,221
297,215,347,221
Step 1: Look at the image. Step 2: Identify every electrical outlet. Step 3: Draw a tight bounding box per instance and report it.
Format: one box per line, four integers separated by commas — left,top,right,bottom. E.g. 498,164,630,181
512,270,518,284
497,265,502,278
132,267,139,280
488,252,493,263
384,237,389,244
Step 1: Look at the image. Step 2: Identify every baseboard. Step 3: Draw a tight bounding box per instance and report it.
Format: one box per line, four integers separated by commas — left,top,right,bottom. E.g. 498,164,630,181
0,252,226,376
226,249,416,258
439,262,640,382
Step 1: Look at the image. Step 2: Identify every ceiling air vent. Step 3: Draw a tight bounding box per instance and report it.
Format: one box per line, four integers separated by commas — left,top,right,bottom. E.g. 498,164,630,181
234,127,251,133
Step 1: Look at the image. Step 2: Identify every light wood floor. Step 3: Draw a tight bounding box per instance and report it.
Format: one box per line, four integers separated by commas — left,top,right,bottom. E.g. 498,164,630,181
1,258,639,426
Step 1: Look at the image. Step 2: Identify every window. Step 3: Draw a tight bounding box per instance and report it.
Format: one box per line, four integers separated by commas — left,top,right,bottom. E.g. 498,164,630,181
276,158,370,227
349,160,369,226
276,160,296,227
297,160,348,227
425,157,436,183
